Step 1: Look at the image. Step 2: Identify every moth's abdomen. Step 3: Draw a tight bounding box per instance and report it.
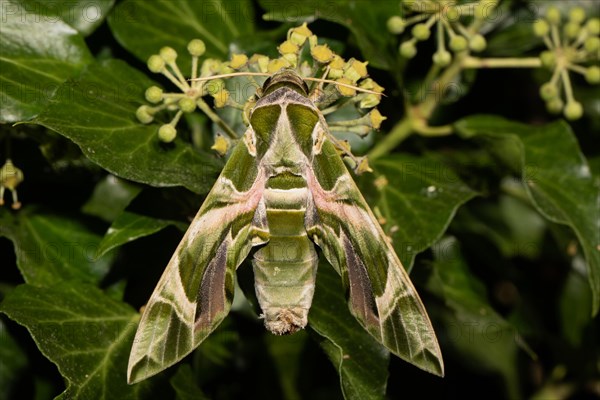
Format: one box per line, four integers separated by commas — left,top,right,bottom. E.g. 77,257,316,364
252,181,318,335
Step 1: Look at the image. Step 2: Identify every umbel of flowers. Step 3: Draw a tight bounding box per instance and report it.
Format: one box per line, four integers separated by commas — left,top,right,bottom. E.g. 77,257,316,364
135,24,386,174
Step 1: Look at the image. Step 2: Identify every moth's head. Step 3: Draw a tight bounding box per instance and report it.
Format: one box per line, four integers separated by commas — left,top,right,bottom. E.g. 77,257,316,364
260,69,309,97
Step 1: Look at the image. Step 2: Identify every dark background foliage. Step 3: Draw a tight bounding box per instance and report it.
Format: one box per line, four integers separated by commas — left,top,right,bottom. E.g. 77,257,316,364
0,1,598,399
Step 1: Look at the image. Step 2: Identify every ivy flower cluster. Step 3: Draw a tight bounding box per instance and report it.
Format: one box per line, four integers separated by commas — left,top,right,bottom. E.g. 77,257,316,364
387,0,494,65
0,159,24,210
534,6,600,120
135,24,386,173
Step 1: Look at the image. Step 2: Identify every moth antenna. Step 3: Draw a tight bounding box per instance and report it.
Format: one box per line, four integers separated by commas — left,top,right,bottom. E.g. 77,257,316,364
189,72,384,96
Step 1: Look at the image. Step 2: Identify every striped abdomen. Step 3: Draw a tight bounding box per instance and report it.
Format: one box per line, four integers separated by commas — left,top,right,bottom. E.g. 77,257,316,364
252,173,318,334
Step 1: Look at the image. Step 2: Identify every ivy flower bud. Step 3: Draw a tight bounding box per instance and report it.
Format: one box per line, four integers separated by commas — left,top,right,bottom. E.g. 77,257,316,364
568,7,586,24
369,109,386,129
400,41,417,58
158,124,177,142
136,105,154,124
469,35,487,52
449,35,468,52
533,19,550,37
311,45,334,63
179,97,197,113
545,7,561,25
289,23,313,46
211,134,229,156
539,83,558,100
159,46,178,63
267,58,289,73
144,86,163,103
279,40,299,55
335,77,356,96
212,89,229,108
545,97,563,114
147,55,165,73
360,93,381,108
586,18,600,35
563,22,580,39
412,24,431,41
387,16,405,34
585,66,600,84
187,39,206,57
444,6,460,22
539,50,555,68
433,50,452,66
229,53,248,69
344,59,369,82
564,101,583,120
584,37,600,53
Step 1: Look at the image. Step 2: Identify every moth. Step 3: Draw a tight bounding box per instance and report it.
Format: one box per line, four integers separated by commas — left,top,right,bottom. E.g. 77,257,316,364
128,69,444,383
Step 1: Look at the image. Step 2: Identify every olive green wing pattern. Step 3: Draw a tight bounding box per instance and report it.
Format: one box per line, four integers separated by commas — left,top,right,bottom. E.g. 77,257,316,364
305,139,444,377
128,138,268,383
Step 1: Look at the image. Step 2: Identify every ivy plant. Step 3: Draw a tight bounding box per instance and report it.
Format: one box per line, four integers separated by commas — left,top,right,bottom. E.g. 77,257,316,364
0,1,598,399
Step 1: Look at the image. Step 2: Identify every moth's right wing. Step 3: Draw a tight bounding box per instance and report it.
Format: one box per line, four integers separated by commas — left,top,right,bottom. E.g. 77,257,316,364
128,138,268,383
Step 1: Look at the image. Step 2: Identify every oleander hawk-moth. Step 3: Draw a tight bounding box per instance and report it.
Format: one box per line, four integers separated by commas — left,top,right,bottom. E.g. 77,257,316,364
128,69,444,383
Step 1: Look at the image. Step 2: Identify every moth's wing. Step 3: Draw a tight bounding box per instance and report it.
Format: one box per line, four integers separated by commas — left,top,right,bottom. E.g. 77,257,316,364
128,139,268,383
305,139,444,377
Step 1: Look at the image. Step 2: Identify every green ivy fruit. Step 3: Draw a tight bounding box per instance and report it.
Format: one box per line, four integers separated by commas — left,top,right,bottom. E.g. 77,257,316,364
568,7,586,24
400,41,417,58
533,19,550,37
449,36,468,52
584,37,600,53
587,18,600,35
585,66,600,84
187,39,206,57
387,16,406,34
179,97,197,113
433,50,452,66
539,83,558,100
540,50,556,68
564,101,583,120
546,97,563,114
412,24,431,41
564,22,580,39
545,7,561,25
145,86,163,103
469,35,487,52
158,124,177,142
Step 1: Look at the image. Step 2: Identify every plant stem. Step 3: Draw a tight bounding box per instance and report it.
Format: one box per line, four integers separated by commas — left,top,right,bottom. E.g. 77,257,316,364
462,57,542,68
368,116,413,160
196,98,238,139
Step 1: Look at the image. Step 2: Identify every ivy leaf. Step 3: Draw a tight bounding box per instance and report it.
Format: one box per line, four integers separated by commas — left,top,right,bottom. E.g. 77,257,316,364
429,237,530,400
0,319,27,400
18,0,116,36
372,154,478,270
96,211,187,258
0,208,113,286
456,116,600,316
0,0,92,123
259,0,399,69
170,365,210,400
108,0,255,70
310,261,389,400
31,59,222,194
0,282,154,400
82,175,143,222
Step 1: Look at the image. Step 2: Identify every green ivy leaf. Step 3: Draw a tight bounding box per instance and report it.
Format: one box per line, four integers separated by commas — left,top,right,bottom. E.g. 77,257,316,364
108,0,255,70
259,0,399,69
372,154,478,270
429,237,529,400
310,262,389,400
456,116,600,316
0,0,92,123
31,59,222,194
0,319,28,400
0,208,113,286
96,211,187,258
0,282,154,400
18,0,116,36
82,175,143,222
170,365,210,400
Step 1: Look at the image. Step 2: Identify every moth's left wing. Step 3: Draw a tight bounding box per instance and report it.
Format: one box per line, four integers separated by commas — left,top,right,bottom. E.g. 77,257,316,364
305,139,444,376
128,139,268,383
